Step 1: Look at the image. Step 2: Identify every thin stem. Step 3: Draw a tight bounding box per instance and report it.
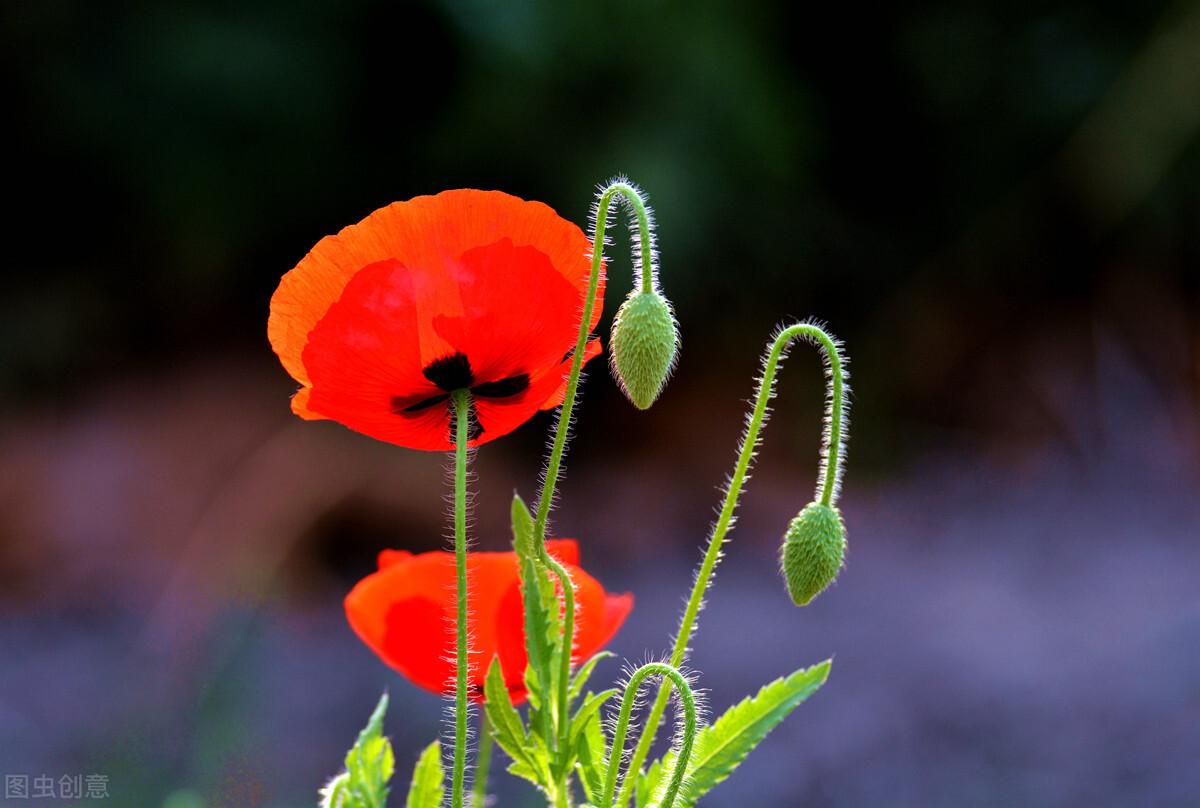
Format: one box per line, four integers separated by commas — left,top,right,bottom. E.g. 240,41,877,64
530,180,655,765
812,327,846,506
472,711,493,808
615,323,847,808
534,180,655,547
546,553,575,759
450,390,472,808
600,663,697,808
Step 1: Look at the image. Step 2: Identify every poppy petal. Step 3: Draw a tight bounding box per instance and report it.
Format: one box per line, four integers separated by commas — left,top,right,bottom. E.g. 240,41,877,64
278,191,606,450
377,549,413,569
432,239,584,382
544,539,580,567
346,542,629,704
300,259,458,450
269,189,599,387
541,338,604,411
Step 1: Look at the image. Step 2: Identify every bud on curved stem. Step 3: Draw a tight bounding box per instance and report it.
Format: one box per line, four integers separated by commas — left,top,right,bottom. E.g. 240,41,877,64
530,178,674,771
534,177,672,546
601,180,679,409
601,662,697,808
781,501,846,606
614,321,850,808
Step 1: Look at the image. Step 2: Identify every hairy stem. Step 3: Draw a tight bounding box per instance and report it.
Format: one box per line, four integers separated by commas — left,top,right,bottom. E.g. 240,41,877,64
532,180,655,762
615,323,847,808
534,180,655,544
451,391,472,808
601,663,697,808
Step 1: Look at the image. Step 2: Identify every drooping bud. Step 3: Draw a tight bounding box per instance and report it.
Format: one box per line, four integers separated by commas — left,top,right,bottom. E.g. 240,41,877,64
610,289,679,409
780,502,846,606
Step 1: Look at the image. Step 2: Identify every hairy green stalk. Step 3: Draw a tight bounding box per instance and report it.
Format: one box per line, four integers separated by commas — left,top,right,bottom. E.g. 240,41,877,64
451,391,472,808
532,180,656,763
534,180,655,541
601,663,697,808
615,323,847,808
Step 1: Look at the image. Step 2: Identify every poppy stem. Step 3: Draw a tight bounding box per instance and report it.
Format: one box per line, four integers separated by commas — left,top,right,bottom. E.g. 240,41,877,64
613,323,848,808
531,180,656,768
534,179,655,545
450,390,473,808
600,663,696,808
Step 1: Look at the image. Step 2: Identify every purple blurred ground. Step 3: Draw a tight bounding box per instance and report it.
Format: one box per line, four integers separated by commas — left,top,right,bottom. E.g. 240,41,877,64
1,333,1197,808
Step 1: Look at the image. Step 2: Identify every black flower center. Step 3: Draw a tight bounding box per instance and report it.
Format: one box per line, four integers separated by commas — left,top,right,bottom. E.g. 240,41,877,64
391,352,532,418
423,352,475,391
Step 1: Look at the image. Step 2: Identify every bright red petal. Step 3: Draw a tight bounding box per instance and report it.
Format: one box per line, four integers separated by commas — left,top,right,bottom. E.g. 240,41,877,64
269,189,599,387
280,191,607,451
346,542,630,705
544,539,580,567
301,259,455,450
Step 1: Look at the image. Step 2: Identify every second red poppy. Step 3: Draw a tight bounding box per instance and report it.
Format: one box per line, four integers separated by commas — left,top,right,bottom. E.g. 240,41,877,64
344,540,632,703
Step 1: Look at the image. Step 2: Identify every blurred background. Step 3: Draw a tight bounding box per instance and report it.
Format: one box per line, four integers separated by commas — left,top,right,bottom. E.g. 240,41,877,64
3,1,1198,806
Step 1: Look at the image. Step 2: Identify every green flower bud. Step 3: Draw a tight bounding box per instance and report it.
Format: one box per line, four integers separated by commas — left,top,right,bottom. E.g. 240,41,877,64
610,289,679,409
780,502,846,606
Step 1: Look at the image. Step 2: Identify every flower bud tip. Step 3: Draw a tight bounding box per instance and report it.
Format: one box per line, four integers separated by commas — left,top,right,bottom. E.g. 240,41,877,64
610,289,679,409
780,502,846,606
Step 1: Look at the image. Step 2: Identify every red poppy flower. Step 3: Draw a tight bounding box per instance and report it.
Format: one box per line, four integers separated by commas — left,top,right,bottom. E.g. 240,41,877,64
268,190,605,451
345,540,632,703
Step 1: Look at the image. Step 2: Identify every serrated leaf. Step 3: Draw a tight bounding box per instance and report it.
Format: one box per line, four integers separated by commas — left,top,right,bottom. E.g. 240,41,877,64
635,759,666,808
524,664,542,712
321,693,395,808
405,741,444,808
483,658,535,767
570,651,614,704
511,731,554,787
659,661,831,807
574,713,609,806
511,495,560,717
569,689,619,747
511,493,538,565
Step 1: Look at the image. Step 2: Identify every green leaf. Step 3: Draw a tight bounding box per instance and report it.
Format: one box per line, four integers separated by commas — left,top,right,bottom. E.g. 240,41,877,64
570,651,615,703
511,494,561,737
574,713,609,806
511,494,556,696
483,657,553,789
484,659,532,763
404,741,444,808
510,492,538,563
321,693,395,808
658,661,831,807
569,689,619,747
521,554,557,704
512,732,554,788
524,664,542,712
634,759,666,808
